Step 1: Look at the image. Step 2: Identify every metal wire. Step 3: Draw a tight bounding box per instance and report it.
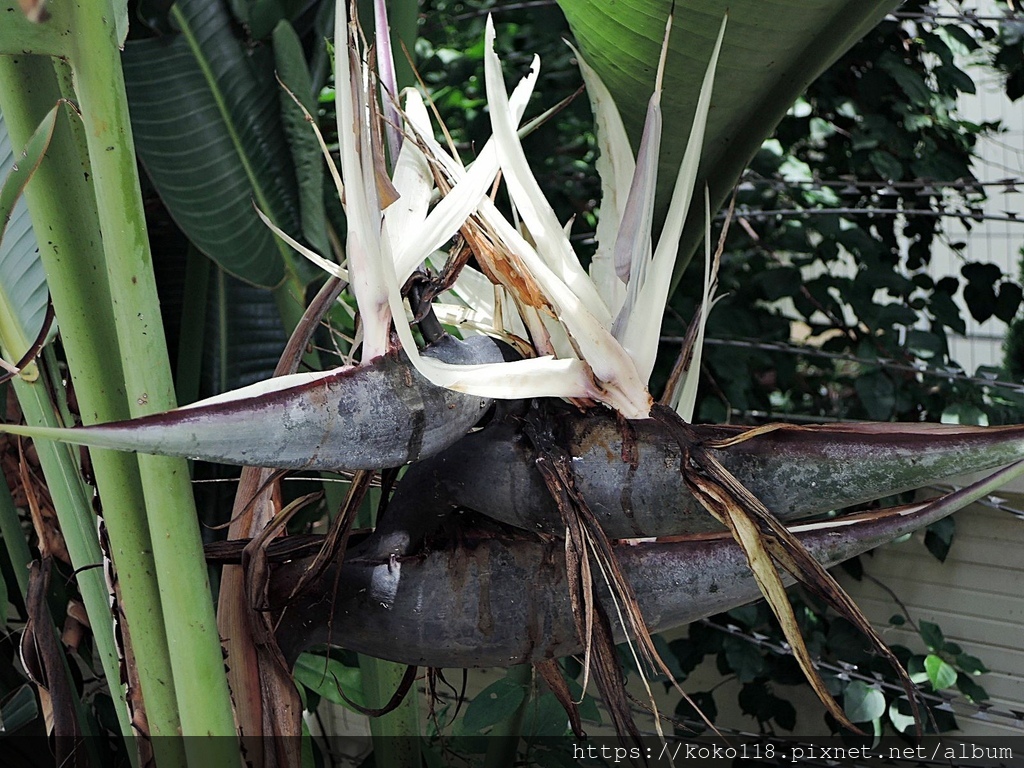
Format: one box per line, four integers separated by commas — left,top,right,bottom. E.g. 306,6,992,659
693,619,1024,732
726,206,1022,223
890,9,1024,23
662,336,1024,396
738,175,1021,195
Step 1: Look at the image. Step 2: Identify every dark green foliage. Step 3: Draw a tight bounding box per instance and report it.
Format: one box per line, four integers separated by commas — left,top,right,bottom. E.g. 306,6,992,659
658,0,1024,427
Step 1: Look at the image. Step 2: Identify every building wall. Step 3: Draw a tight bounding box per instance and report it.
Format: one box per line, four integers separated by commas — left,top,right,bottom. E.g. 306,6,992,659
841,496,1024,736
930,1,1024,371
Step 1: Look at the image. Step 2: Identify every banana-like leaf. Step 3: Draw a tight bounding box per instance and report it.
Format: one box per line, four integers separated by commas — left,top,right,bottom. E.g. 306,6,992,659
121,0,303,287
201,267,288,396
0,105,53,357
272,19,330,257
557,0,901,281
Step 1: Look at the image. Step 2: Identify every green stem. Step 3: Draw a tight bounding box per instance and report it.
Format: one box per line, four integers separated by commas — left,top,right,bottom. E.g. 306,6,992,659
483,665,532,768
0,3,69,57
0,54,179,754
359,656,421,768
62,2,238,746
9,369,137,757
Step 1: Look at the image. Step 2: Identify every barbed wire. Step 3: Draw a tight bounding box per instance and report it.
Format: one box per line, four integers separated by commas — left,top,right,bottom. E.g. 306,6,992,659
690,619,1024,732
889,9,1024,23
662,335,1024,395
738,175,1021,195
725,206,1022,224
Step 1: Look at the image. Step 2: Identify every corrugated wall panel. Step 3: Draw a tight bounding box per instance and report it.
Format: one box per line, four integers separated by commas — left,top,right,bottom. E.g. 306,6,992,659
841,500,1024,736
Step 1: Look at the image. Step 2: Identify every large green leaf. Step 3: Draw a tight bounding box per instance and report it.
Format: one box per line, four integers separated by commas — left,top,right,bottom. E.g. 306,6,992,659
273,20,330,257
122,0,304,287
557,0,900,284
0,106,52,355
202,266,288,396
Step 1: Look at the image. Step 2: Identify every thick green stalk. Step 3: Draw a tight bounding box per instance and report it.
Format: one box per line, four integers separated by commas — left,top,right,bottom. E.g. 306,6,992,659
359,656,421,768
61,2,237,745
9,370,135,756
0,3,68,58
0,54,185,751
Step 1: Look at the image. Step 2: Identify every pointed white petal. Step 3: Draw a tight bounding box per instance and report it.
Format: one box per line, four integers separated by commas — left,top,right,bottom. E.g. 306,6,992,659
611,9,669,288
618,15,727,384
609,95,659,337
336,9,391,361
483,18,611,325
178,367,350,410
392,68,542,283
572,42,635,317
382,239,600,402
673,193,719,421
384,91,434,256
471,195,652,417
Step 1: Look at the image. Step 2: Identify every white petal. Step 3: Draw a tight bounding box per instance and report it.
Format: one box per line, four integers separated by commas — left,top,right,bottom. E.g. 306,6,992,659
618,15,727,384
336,10,390,361
392,68,542,283
673,193,718,421
483,18,611,326
384,91,434,253
573,41,634,317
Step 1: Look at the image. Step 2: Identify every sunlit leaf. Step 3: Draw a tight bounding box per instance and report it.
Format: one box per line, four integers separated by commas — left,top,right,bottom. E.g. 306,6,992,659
924,654,958,690
843,680,885,723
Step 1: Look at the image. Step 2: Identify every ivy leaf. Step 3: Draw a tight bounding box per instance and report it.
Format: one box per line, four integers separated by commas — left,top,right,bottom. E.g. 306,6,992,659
925,654,958,690
675,690,717,732
888,698,917,734
855,371,896,421
924,516,955,562
723,636,768,683
962,285,996,323
956,672,990,703
956,653,989,675
753,266,802,301
937,63,976,95
843,680,885,723
460,675,527,734
919,620,945,651
995,281,1023,323
868,149,903,180
292,653,365,712
772,696,797,731
521,690,571,738
878,53,932,106
929,289,967,334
